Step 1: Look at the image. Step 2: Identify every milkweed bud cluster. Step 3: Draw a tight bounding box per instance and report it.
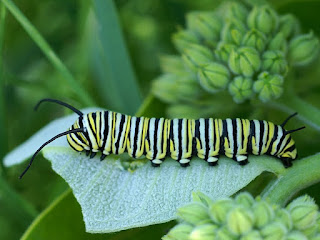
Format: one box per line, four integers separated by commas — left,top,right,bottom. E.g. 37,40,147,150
152,1,320,106
162,192,320,240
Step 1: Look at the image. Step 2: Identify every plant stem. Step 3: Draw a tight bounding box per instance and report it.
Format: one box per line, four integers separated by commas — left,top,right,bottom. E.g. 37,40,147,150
2,0,95,106
269,92,320,131
262,153,320,205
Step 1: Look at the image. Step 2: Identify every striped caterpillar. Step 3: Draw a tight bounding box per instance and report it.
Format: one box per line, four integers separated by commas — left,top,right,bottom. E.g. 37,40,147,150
20,99,305,178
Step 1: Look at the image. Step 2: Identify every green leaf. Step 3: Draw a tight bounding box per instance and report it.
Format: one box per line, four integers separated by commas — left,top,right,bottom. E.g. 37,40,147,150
4,106,285,233
90,0,142,114
22,189,175,240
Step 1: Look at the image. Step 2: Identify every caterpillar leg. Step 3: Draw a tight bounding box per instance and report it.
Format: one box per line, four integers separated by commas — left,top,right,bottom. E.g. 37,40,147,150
90,152,96,159
179,159,191,167
281,157,293,168
236,155,249,166
86,150,90,156
100,153,108,161
207,156,219,166
151,159,163,167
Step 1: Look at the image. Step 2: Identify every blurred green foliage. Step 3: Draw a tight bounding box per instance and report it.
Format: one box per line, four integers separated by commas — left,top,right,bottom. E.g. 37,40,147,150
1,0,320,239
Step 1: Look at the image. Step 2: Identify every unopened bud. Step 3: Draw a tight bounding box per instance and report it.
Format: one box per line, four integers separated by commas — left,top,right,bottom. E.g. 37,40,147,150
268,32,287,52
242,29,267,52
235,192,255,208
247,5,279,35
241,230,262,240
177,202,210,225
160,55,185,74
227,207,254,235
192,192,214,207
224,2,249,22
253,201,275,228
228,76,253,103
187,11,222,43
216,226,237,240
182,44,214,72
189,224,217,240
274,208,293,230
162,223,193,240
172,29,199,53
198,62,230,93
253,71,283,102
287,195,318,230
262,50,288,75
260,222,287,240
286,231,307,240
279,14,300,39
228,47,261,77
209,198,234,224
221,20,246,45
215,42,237,63
288,31,320,66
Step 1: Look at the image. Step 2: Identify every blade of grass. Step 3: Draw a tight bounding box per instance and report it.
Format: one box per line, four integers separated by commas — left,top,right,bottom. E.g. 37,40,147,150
0,2,6,172
2,0,95,106
92,0,142,114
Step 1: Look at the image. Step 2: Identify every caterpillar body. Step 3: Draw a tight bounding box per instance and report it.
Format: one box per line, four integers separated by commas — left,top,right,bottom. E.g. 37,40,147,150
19,99,305,179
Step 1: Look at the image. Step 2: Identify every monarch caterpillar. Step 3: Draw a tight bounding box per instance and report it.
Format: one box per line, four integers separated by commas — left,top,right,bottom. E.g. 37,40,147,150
20,98,305,179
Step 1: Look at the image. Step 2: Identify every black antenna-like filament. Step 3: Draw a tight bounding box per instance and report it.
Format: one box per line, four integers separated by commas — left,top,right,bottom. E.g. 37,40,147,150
285,126,306,135
35,98,83,116
19,128,84,179
281,112,298,127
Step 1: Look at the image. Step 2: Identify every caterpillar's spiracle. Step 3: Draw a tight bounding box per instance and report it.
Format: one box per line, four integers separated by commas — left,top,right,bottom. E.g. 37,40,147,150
19,99,305,179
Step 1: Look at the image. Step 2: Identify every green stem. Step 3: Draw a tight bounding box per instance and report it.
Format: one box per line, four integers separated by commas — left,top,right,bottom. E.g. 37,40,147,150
262,153,320,205
269,92,320,131
2,0,95,106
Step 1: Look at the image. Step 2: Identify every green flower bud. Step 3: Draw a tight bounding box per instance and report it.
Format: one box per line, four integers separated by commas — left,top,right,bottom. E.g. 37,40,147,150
242,29,267,52
221,20,246,45
286,231,308,240
228,76,253,103
187,11,222,44
209,198,234,224
253,201,275,228
216,226,237,240
302,224,318,237
274,208,293,230
160,55,185,74
152,73,202,103
162,223,193,240
262,50,288,75
235,192,255,208
227,207,254,235
228,47,261,77
189,224,217,240
253,71,283,102
177,202,210,225
224,2,249,22
182,44,214,72
172,29,199,53
288,31,320,66
260,222,287,240
214,42,237,63
279,14,300,39
287,195,318,230
241,230,262,240
192,192,214,207
198,63,230,93
247,5,279,35
268,32,287,53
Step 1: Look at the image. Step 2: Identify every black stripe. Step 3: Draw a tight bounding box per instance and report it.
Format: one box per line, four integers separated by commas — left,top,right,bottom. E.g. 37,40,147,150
115,114,126,154
167,119,174,155
276,131,286,155
204,119,209,160
232,119,237,159
248,120,255,154
195,119,201,149
258,120,264,155
178,119,183,160
99,112,103,149
153,118,160,159
241,120,245,151
278,136,291,155
132,117,140,158
121,116,128,153
212,119,216,155
160,119,165,158
101,111,109,152
220,119,228,154
266,124,278,155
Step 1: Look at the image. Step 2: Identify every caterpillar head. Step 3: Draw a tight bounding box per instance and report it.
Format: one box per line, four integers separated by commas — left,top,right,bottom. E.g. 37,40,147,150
277,113,305,167
19,99,87,179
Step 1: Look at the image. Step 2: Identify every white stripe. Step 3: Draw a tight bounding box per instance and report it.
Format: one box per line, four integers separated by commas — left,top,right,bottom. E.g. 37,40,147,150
199,118,206,153
253,120,260,154
271,127,283,155
173,118,179,160
226,118,234,154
